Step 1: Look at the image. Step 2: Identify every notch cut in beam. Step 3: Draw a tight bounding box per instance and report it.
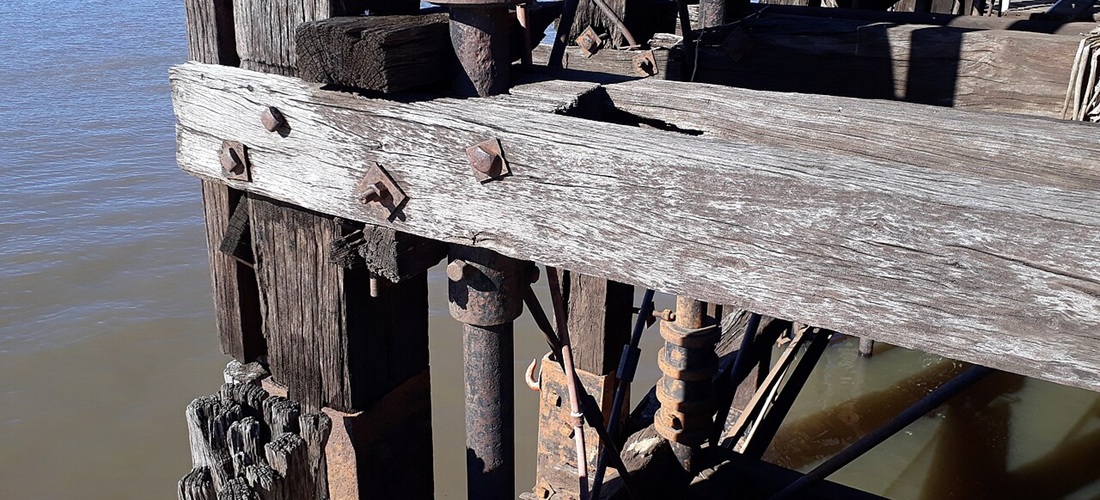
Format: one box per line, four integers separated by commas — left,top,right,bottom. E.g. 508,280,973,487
171,62,1100,392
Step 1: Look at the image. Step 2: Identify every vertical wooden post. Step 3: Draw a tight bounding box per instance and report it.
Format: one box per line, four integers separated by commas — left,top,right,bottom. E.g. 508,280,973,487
248,195,439,499
534,272,633,498
183,0,266,364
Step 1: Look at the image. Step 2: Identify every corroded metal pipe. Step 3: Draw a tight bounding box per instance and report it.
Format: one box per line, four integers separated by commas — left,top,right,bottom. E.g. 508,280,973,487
448,6,512,96
448,245,524,499
655,297,720,472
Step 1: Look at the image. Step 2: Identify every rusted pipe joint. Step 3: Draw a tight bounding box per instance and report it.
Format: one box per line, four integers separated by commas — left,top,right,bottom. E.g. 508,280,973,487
447,245,524,326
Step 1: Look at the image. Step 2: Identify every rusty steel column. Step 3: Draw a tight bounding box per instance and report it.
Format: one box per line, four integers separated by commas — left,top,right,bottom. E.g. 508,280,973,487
655,296,720,472
448,245,524,499
432,0,517,97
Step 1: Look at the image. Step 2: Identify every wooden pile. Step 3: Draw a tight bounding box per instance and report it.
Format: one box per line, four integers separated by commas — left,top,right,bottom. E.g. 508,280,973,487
1063,29,1100,122
179,382,331,500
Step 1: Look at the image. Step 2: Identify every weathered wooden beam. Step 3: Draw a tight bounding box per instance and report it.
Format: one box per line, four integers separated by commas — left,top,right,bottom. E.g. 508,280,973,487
296,15,453,94
680,15,1089,118
172,62,1100,392
742,3,1100,31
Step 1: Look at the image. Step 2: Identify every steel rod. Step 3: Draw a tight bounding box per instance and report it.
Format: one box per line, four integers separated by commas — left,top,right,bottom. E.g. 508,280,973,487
769,365,994,499
711,312,761,444
590,289,656,498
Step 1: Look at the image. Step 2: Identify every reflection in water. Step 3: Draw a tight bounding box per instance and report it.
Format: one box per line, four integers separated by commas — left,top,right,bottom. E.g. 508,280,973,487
763,338,1100,499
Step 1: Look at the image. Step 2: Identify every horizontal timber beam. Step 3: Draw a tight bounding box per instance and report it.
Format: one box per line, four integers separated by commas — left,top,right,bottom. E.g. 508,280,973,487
171,62,1100,392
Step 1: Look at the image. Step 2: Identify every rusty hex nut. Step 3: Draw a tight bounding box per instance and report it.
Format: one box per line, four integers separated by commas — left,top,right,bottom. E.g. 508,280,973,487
260,106,286,132
220,147,243,174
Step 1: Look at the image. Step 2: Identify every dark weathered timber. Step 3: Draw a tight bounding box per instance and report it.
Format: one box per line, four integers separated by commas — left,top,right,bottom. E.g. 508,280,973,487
184,0,239,66
296,15,453,94
265,433,314,500
329,223,447,282
532,44,670,80
233,0,382,76
180,467,217,500
227,417,265,477
218,196,254,265
263,396,302,436
242,464,287,499
689,448,887,500
249,195,431,413
216,477,257,499
298,413,332,500
201,184,266,363
680,15,1088,118
552,271,634,374
186,396,244,490
567,0,662,48
172,63,1100,392
743,3,1100,32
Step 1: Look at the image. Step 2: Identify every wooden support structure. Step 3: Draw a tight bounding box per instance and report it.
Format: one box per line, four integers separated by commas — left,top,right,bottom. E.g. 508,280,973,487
176,2,1100,498
172,62,1100,393
676,14,1094,118
535,272,634,498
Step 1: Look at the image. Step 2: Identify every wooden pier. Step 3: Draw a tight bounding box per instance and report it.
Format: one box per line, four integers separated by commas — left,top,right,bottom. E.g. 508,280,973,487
174,0,1099,497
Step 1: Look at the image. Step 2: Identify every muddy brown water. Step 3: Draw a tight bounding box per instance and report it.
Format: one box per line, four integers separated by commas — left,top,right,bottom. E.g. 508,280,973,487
1,0,1097,498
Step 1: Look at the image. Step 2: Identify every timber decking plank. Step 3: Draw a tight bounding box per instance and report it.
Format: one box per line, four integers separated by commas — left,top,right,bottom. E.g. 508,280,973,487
172,62,1100,392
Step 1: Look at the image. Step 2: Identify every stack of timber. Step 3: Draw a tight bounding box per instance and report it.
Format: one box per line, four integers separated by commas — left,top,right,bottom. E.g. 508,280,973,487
669,13,1097,118
1063,29,1100,121
180,381,330,500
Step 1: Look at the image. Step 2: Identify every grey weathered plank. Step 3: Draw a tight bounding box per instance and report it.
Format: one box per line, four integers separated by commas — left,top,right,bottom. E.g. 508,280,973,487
171,62,1100,392
686,16,1090,118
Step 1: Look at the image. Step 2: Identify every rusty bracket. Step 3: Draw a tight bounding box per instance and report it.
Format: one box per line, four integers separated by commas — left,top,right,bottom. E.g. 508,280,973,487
355,162,408,217
465,138,511,183
576,26,603,57
220,140,251,182
632,50,658,77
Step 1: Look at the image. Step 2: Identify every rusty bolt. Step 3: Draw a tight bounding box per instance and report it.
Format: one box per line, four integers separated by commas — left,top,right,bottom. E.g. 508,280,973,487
221,147,244,174
469,144,501,174
655,309,676,322
447,259,470,282
260,106,286,132
358,181,388,205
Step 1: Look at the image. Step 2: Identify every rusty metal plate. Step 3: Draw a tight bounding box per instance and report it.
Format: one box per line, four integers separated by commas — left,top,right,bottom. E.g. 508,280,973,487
465,138,511,183
632,50,658,77
355,162,407,218
220,140,251,182
576,26,602,57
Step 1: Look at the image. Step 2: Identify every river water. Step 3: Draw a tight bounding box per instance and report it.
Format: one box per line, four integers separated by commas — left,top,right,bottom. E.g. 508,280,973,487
1,0,1097,498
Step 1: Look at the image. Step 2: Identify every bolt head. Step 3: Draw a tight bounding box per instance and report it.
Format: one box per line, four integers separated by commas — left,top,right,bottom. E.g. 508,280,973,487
260,106,286,132
465,138,510,182
446,259,468,282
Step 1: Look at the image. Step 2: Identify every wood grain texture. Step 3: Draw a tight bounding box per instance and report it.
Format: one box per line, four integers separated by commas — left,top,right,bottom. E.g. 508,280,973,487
248,194,431,412
233,0,372,76
172,62,1100,392
201,183,266,362
685,16,1088,118
184,0,239,66
296,15,453,94
553,271,635,374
